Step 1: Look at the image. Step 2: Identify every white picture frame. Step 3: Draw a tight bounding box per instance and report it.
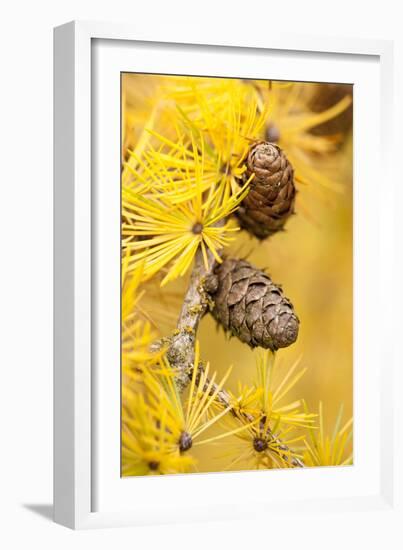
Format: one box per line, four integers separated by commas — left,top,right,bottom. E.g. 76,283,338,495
54,20,400,531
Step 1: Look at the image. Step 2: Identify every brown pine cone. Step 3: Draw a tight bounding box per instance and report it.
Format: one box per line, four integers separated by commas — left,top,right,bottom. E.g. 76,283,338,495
205,258,299,350
236,141,296,240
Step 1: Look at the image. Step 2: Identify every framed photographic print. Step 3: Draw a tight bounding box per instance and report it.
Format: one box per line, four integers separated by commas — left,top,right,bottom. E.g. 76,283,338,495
54,21,399,531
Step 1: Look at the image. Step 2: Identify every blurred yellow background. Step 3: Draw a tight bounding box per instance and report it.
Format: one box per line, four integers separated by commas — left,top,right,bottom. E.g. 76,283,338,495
122,74,353,472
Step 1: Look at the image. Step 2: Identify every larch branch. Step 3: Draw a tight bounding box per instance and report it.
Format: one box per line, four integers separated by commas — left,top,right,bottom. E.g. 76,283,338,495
164,244,304,468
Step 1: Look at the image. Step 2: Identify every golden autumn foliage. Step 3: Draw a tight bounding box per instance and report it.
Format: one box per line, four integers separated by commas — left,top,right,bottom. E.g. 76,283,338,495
121,74,353,475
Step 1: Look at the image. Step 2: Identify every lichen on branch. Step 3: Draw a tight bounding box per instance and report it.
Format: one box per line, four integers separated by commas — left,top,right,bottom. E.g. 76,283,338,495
166,247,217,392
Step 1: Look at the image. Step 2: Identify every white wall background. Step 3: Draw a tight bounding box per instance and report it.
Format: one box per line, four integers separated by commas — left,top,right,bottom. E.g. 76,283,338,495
0,1,401,548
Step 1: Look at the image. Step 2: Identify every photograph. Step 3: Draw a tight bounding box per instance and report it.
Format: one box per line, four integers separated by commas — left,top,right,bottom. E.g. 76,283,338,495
120,74,353,476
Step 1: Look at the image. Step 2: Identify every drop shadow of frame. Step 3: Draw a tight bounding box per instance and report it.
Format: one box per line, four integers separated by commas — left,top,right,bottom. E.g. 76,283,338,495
23,504,53,522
